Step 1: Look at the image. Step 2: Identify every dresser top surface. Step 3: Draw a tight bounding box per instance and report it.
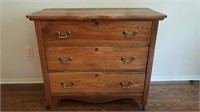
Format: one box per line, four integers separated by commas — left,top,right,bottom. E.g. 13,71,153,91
26,8,167,21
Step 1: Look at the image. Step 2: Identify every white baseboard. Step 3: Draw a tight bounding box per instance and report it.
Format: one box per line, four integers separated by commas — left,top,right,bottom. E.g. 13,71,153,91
151,75,200,81
0,78,43,84
0,75,199,84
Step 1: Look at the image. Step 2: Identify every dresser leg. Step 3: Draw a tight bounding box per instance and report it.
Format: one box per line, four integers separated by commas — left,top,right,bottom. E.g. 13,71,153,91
46,105,52,110
141,104,146,111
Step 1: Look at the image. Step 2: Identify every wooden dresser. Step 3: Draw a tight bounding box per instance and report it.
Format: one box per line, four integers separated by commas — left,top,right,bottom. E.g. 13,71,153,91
26,8,166,110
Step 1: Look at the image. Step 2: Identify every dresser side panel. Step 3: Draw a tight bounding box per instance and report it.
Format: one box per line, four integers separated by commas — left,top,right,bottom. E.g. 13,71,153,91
34,21,52,104
143,21,159,105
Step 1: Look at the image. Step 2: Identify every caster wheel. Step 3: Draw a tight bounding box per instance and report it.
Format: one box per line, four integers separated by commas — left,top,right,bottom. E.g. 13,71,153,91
46,105,52,110
142,105,146,111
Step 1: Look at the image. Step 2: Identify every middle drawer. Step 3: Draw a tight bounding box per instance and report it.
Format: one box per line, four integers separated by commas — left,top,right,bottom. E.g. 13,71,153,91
45,47,149,72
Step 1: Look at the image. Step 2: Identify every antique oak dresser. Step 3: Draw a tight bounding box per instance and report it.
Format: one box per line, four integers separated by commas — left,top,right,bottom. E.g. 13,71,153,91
26,8,166,110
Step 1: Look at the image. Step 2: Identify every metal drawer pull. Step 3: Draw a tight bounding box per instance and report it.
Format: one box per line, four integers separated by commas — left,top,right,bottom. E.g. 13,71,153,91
56,31,70,39
121,57,135,64
58,57,73,64
123,30,138,39
61,82,74,88
120,81,133,88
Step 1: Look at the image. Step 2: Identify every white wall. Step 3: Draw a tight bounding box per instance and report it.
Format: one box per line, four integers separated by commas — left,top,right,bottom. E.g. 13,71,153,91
1,0,200,84
198,0,200,77
0,0,2,80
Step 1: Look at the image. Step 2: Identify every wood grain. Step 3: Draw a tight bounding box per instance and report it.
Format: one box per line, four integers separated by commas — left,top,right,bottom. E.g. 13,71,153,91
41,21,152,47
34,21,52,105
26,8,167,20
1,82,199,111
51,94,143,105
143,21,159,105
49,72,145,94
27,8,167,109
45,47,149,72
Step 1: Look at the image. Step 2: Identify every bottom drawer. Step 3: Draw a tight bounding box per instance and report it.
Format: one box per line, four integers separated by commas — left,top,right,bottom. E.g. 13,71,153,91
49,72,145,94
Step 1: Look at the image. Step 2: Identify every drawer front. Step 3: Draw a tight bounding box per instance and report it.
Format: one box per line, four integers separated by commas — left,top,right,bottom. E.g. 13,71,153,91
41,21,152,46
46,47,149,72
49,72,145,94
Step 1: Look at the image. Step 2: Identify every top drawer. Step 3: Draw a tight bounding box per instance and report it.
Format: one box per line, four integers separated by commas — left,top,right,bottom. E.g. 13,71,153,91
41,20,152,47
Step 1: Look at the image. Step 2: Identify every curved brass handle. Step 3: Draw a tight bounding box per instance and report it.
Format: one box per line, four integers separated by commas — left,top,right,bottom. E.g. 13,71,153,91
123,30,138,39
61,82,74,88
120,81,132,88
58,57,73,64
56,31,70,39
121,57,135,64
